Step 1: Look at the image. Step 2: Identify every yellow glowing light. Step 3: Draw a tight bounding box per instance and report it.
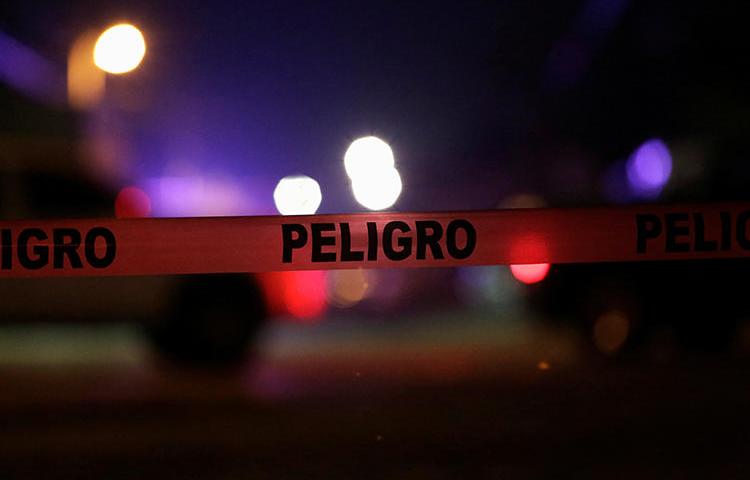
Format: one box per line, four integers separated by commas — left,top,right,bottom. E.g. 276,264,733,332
593,310,630,354
328,269,374,308
273,175,323,215
68,30,105,109
93,24,146,74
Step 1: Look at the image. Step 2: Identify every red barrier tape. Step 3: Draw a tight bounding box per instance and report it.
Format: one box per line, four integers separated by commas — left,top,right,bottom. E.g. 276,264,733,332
1,203,749,277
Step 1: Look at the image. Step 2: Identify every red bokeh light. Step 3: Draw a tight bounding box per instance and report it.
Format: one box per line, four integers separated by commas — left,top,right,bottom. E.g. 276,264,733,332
510,263,550,284
257,271,327,322
115,186,151,218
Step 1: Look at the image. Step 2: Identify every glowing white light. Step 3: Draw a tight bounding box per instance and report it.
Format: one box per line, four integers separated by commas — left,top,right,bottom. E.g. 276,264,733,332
93,24,146,74
351,167,402,211
344,136,395,180
273,175,322,215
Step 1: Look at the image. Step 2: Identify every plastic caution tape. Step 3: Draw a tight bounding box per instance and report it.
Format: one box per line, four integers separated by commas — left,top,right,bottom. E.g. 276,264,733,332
1,202,750,278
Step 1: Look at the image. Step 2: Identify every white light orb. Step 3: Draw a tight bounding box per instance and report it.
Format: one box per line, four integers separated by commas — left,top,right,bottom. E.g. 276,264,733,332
344,136,395,180
351,167,402,211
93,24,146,74
273,175,322,215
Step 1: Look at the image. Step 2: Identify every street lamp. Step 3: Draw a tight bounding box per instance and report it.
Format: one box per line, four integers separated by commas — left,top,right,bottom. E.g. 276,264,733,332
93,23,146,74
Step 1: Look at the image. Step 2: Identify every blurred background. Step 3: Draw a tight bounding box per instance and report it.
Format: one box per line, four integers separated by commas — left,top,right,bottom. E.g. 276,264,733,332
2,0,750,477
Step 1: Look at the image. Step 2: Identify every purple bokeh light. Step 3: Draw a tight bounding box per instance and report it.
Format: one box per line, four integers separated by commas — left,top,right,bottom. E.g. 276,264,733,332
141,176,271,217
625,138,672,199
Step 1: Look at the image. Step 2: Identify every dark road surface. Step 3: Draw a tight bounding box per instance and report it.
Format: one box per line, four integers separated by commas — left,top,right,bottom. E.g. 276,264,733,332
0,313,749,478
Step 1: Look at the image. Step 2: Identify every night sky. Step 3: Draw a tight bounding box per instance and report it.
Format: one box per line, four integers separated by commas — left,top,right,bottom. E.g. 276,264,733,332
2,0,749,212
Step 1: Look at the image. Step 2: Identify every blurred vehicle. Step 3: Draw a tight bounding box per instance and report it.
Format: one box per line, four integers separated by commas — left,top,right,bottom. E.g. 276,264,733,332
524,259,750,356
0,134,269,366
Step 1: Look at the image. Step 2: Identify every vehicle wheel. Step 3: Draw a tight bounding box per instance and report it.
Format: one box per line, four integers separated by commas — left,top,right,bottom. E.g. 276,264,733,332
146,273,268,367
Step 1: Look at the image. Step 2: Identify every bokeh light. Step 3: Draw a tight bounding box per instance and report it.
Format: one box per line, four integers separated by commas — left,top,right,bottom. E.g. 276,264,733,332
503,201,552,287
115,186,151,218
509,263,550,284
593,309,630,354
344,136,395,180
273,175,322,215
93,24,146,74
256,271,328,321
145,176,246,217
351,166,402,211
327,269,375,308
282,271,328,321
626,138,672,198
344,136,403,211
67,30,105,109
